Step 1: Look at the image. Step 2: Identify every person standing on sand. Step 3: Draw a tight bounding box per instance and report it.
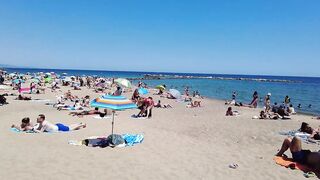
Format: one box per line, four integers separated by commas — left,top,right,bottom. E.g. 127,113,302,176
264,93,271,113
284,95,290,108
232,91,237,100
185,86,190,96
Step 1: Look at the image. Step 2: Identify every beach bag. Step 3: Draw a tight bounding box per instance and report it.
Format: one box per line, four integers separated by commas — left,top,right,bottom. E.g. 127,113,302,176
106,134,125,146
0,95,6,104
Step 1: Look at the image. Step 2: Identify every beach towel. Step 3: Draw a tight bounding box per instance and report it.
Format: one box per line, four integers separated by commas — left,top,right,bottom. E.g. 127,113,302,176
31,99,51,102
19,87,30,94
68,134,144,147
131,115,147,120
279,130,320,145
93,116,112,119
10,128,35,133
122,134,144,146
274,156,312,172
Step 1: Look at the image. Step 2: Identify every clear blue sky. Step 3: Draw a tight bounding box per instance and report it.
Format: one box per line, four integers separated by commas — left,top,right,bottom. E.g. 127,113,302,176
0,0,319,76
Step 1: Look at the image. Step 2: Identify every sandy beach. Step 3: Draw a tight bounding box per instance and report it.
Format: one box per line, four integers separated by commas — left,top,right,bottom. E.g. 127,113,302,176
0,82,319,180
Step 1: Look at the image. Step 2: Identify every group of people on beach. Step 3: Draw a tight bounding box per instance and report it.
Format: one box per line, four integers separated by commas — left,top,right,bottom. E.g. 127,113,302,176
12,114,86,132
3,70,320,175
225,91,298,120
224,89,320,173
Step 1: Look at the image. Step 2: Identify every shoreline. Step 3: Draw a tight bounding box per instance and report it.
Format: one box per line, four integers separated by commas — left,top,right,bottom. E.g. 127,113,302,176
202,96,316,117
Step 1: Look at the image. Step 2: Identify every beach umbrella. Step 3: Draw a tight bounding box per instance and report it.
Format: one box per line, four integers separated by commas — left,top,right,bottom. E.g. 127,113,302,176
31,78,40,83
138,88,149,95
114,78,132,88
90,95,137,135
63,77,72,82
44,77,52,83
156,85,166,91
96,82,106,88
9,73,16,77
169,89,181,99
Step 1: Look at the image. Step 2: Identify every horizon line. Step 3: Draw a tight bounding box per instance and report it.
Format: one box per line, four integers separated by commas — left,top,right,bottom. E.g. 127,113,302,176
1,65,320,78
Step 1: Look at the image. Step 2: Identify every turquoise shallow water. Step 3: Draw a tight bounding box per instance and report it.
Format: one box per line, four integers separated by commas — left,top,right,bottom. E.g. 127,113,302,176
139,78,320,115
4,68,320,115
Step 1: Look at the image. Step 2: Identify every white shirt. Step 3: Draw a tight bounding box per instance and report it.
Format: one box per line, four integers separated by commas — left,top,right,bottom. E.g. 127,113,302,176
40,120,58,132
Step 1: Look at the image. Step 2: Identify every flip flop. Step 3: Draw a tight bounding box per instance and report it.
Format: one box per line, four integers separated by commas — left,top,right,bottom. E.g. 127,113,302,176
304,172,316,178
229,163,239,169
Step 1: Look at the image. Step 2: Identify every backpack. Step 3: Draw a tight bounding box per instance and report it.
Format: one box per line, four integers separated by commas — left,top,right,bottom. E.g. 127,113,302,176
0,95,7,104
106,134,125,146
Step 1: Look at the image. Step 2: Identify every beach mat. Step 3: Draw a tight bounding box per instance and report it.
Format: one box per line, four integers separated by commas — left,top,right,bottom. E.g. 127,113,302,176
10,128,35,133
131,115,147,120
69,134,144,147
273,156,312,172
93,116,112,119
31,99,51,102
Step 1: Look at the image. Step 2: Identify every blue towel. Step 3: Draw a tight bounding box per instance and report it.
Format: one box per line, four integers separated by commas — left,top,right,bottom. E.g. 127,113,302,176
122,134,144,146
10,127,21,132
10,128,35,133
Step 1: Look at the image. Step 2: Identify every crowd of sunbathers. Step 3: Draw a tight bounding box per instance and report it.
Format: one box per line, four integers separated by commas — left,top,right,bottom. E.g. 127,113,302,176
154,85,202,108
225,91,299,120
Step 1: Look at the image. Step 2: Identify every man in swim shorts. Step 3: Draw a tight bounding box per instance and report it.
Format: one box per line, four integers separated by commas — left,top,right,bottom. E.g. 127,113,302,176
34,114,86,133
276,137,320,171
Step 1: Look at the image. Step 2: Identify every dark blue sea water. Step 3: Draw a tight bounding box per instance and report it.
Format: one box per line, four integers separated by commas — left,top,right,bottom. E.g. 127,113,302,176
4,68,320,115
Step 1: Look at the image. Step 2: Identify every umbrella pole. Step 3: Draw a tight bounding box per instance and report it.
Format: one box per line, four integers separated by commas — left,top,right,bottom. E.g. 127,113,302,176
111,111,115,135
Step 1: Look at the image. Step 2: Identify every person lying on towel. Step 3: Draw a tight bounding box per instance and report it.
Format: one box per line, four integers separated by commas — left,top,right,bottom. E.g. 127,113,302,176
276,137,320,171
33,114,86,132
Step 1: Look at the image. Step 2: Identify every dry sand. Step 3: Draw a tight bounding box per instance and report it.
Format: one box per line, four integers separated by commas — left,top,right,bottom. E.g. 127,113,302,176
0,85,319,180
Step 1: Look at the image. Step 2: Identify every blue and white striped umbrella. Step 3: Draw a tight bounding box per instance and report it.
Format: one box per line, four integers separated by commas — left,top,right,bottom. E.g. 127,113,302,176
90,95,137,111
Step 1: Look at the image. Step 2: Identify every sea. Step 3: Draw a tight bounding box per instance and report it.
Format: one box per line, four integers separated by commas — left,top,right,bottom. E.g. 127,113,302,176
3,67,320,115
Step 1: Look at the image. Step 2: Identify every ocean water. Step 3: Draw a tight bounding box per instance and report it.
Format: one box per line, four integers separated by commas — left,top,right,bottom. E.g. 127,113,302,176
4,68,320,115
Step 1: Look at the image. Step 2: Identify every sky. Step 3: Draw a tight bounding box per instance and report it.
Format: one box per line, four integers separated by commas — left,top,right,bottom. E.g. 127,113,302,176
0,0,319,77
